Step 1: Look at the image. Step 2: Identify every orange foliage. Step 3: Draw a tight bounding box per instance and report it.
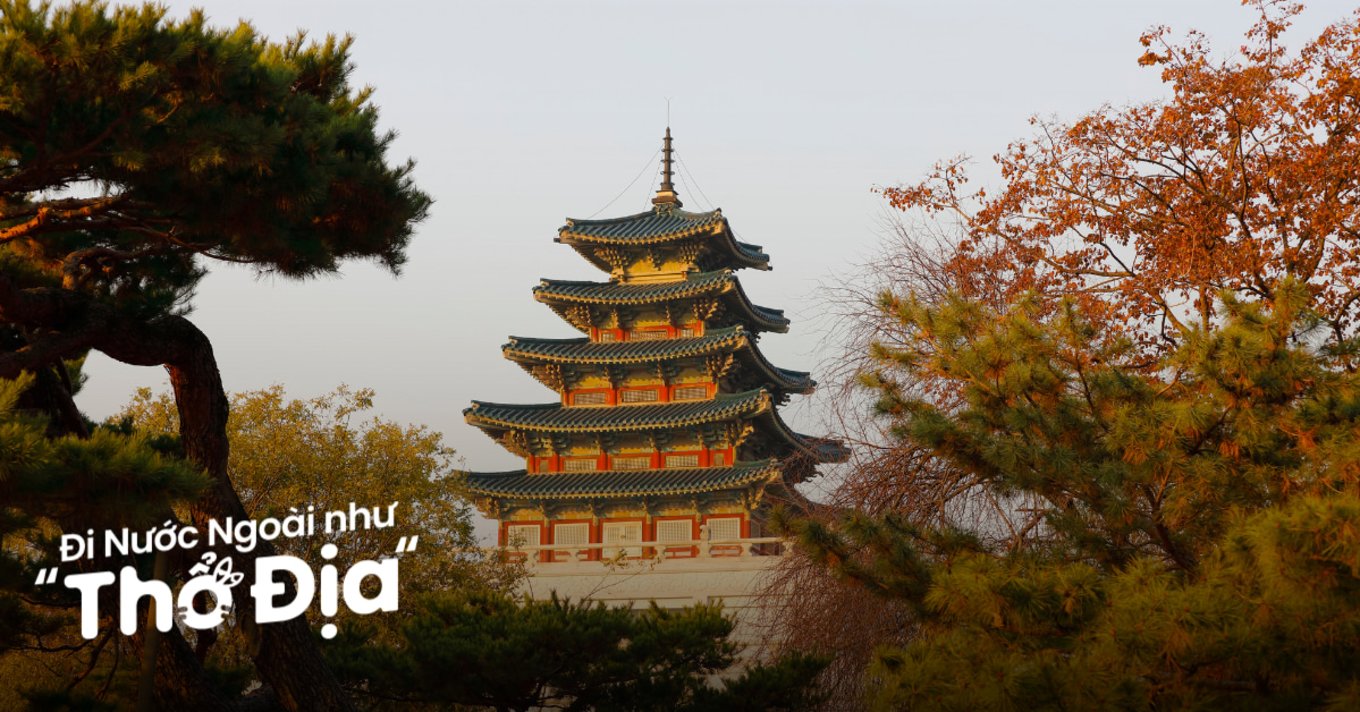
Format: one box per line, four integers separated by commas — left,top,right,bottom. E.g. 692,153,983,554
882,1,1360,354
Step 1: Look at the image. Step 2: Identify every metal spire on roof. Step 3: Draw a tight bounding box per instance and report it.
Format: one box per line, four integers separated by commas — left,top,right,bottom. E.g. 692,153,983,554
652,127,683,208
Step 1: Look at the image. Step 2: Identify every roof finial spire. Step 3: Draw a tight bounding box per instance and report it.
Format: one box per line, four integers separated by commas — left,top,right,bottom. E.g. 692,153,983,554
652,126,682,208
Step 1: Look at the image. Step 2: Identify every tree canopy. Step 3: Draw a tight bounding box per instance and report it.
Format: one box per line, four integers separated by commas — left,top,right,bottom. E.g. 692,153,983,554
2,383,523,709
114,385,509,602
781,3,1360,708
0,0,429,285
789,287,1360,709
325,590,828,712
881,1,1360,355
0,1,431,709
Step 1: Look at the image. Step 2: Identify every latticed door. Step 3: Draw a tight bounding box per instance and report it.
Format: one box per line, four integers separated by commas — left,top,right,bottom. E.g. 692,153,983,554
602,521,642,558
506,523,542,563
655,519,696,558
506,524,541,549
705,517,743,556
552,522,590,561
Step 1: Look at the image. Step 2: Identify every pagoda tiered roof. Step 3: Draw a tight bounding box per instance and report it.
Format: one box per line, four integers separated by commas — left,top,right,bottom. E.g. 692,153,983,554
558,207,771,272
533,269,789,333
502,325,815,395
466,459,783,500
466,389,770,433
465,389,841,463
463,129,846,538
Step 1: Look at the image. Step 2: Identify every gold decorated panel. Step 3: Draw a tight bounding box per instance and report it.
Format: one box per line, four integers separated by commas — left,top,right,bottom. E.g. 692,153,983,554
600,503,648,520
618,252,703,280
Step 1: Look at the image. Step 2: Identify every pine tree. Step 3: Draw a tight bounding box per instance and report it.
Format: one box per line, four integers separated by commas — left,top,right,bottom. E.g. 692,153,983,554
786,283,1360,708
0,369,207,708
324,589,828,712
0,2,430,708
782,5,1360,706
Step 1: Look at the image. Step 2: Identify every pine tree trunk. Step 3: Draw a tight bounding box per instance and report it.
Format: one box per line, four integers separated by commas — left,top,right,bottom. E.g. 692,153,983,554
0,280,356,710
101,313,356,712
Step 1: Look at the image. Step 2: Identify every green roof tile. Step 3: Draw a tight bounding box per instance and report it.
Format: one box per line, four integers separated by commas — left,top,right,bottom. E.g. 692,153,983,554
562,207,724,240
533,270,789,333
502,325,814,394
558,206,770,271
506,325,745,361
465,388,844,464
465,460,782,500
465,390,771,433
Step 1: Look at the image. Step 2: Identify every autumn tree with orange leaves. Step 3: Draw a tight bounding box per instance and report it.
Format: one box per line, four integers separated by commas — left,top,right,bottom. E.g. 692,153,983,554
776,2,1360,708
885,0,1360,355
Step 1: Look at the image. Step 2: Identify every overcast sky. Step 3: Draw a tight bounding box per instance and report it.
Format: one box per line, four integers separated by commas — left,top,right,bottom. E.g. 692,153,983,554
74,1,1347,539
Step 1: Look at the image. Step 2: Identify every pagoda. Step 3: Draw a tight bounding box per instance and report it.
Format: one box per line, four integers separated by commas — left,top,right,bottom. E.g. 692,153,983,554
464,129,845,562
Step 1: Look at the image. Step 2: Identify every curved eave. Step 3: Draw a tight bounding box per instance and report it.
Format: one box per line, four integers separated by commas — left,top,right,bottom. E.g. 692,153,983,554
464,460,782,500
533,270,790,334
773,369,816,394
729,238,771,269
560,207,724,240
503,326,746,365
463,389,773,434
727,279,790,333
738,344,815,395
501,326,814,394
534,269,731,304
754,407,846,465
558,212,770,272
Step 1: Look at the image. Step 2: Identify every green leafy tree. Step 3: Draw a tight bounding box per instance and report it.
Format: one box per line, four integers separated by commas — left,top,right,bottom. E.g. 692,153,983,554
0,1,430,709
3,384,517,708
110,386,807,712
114,385,509,596
325,589,828,712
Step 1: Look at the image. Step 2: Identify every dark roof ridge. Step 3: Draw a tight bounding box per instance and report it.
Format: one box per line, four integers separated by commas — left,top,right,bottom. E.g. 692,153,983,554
464,389,775,433
467,388,768,417
501,326,814,394
562,205,722,229
536,268,732,289
532,271,787,332
464,459,783,500
505,324,744,346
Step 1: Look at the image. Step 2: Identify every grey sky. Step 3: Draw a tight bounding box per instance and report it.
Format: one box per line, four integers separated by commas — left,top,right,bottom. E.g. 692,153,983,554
74,1,1345,539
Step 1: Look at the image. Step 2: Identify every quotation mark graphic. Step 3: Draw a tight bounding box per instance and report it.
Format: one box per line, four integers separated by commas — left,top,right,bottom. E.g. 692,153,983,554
34,568,59,585
395,535,419,554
